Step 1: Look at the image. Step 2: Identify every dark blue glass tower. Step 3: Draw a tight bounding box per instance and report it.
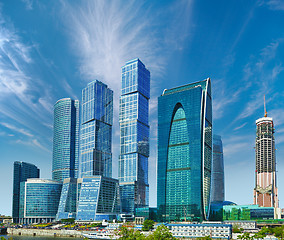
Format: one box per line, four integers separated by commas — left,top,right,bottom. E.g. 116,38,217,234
13,161,40,223
157,78,212,222
80,80,113,178
52,98,79,182
119,58,150,214
211,134,224,202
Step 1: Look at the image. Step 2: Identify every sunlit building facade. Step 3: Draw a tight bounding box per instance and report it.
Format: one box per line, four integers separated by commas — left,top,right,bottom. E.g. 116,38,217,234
56,178,82,220
119,58,150,214
76,176,120,221
211,134,224,202
19,179,62,224
80,80,113,178
52,98,79,182
157,78,212,222
254,115,278,208
13,161,40,223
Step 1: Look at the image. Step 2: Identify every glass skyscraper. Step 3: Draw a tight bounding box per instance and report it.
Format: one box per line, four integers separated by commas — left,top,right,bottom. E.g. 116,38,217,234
119,58,150,214
80,80,113,178
211,134,225,202
19,179,62,224
52,98,79,182
13,161,40,223
157,78,212,222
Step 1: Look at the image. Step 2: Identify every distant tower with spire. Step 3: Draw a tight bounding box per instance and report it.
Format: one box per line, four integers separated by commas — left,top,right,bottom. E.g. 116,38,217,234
254,95,278,208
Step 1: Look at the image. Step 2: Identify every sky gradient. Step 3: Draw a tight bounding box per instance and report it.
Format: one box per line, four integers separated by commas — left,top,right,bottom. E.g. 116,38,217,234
1,0,284,216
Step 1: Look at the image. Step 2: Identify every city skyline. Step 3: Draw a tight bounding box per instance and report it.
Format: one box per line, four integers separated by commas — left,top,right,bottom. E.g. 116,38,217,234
1,1,284,216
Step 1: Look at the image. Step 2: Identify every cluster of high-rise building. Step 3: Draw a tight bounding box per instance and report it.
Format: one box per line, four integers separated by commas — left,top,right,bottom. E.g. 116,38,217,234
12,58,280,224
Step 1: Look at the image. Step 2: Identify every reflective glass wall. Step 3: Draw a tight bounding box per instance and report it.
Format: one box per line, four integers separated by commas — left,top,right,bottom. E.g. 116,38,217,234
13,161,40,223
19,179,62,223
52,98,79,182
211,134,224,202
80,80,113,178
157,78,212,222
119,59,150,214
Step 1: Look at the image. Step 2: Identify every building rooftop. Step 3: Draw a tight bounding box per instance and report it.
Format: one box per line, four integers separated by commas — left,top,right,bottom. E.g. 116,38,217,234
162,78,210,96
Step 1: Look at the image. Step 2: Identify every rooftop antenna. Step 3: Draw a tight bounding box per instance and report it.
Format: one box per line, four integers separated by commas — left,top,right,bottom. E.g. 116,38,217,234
264,94,267,117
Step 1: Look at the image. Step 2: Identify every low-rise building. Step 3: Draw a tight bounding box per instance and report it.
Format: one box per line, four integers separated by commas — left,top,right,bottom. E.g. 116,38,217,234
166,223,232,239
223,205,281,221
76,176,120,222
224,220,256,230
19,179,62,224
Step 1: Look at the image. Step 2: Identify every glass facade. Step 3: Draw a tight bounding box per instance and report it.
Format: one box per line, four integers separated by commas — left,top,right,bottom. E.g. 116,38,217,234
19,179,62,224
12,161,40,223
211,134,224,202
76,176,120,221
119,58,150,214
56,178,82,220
223,204,275,220
80,80,113,178
52,98,79,182
157,78,212,222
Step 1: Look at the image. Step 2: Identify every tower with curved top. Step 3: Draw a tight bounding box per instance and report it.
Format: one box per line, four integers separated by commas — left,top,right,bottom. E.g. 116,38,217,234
53,98,79,182
254,109,278,208
157,78,212,222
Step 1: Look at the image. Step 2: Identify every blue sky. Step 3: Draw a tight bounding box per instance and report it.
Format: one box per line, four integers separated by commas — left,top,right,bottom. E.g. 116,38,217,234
1,0,284,216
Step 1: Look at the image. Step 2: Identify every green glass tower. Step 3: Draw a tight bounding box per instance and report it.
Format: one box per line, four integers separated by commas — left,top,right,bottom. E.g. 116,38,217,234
157,78,212,222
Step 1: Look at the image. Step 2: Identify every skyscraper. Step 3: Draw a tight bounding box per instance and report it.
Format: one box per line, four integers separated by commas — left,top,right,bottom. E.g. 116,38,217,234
119,58,150,214
80,80,113,178
157,78,212,222
52,98,79,182
211,134,225,202
254,107,278,208
13,161,40,223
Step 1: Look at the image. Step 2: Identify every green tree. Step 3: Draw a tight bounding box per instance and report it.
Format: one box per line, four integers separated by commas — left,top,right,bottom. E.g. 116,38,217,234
232,225,242,233
237,232,253,240
273,226,284,240
118,226,146,240
142,220,154,231
197,236,212,240
146,225,175,240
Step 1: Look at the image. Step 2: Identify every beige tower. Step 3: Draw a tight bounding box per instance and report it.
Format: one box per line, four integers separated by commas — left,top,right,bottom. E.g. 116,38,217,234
253,102,278,208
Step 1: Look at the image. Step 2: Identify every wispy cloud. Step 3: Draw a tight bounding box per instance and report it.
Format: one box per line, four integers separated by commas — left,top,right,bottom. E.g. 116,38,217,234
223,134,255,158
21,0,34,10
259,0,284,10
234,122,248,131
235,39,284,120
0,122,33,137
60,0,193,96
0,8,54,147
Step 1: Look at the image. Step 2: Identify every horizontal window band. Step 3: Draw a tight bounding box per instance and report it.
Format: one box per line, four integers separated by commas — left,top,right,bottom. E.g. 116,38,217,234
167,167,191,172
172,118,186,122
169,142,189,147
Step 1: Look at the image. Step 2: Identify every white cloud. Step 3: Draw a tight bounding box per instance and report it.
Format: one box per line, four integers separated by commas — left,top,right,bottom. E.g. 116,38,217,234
60,0,193,97
0,9,54,144
0,122,33,137
21,0,34,10
260,0,284,10
233,122,248,131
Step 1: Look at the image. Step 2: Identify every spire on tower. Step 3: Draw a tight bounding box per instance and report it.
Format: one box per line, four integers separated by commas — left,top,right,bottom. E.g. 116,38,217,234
264,95,267,117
